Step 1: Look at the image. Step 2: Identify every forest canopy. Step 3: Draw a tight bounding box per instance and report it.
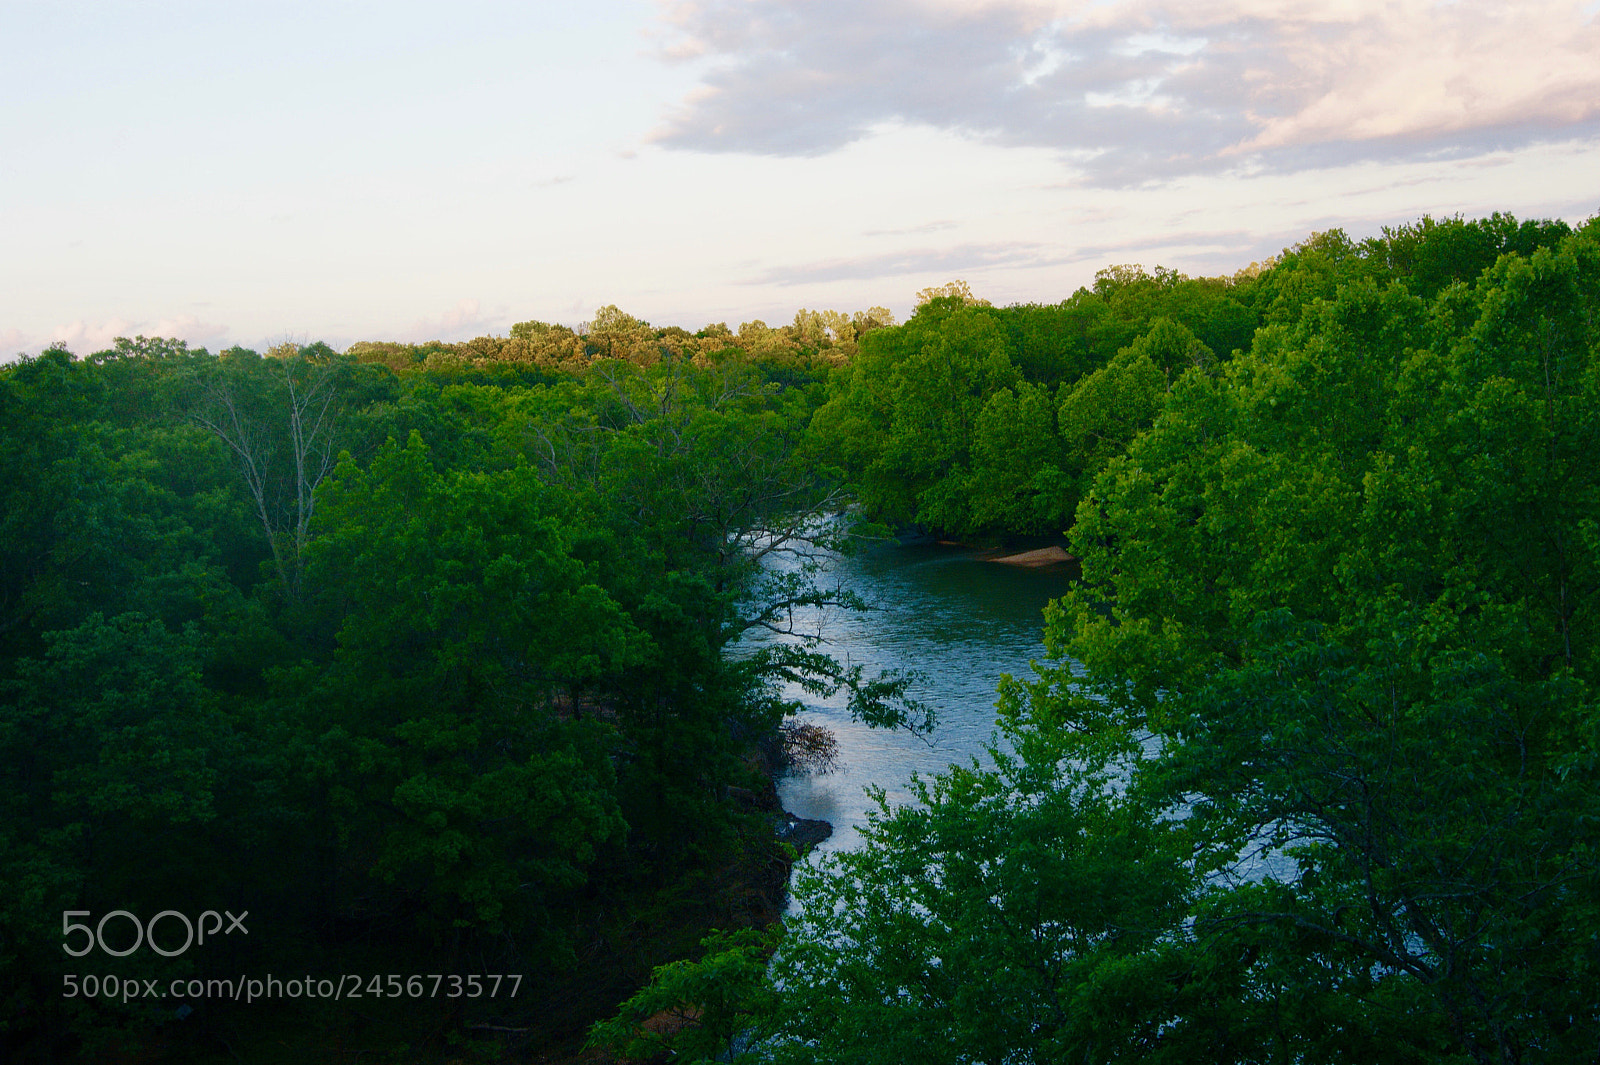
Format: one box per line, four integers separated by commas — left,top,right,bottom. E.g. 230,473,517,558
4,210,1597,1064
600,213,1600,1065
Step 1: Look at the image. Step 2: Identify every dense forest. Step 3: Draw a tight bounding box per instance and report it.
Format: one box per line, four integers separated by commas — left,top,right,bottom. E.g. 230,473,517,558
3,211,1597,1063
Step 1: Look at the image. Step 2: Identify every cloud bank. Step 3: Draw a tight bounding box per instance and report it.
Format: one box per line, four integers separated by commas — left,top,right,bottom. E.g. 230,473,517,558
743,240,1064,285
2,315,233,362
397,298,500,344
653,0,1600,184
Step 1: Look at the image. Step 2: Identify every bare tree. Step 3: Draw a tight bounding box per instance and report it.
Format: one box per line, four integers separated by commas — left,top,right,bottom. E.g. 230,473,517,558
189,344,344,598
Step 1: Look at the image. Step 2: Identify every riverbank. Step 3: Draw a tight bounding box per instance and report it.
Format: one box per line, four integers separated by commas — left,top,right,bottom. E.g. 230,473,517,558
893,527,1080,574
518,748,827,1065
989,544,1074,568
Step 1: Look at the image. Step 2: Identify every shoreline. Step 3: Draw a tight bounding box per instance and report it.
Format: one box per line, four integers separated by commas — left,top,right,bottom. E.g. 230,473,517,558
986,544,1075,568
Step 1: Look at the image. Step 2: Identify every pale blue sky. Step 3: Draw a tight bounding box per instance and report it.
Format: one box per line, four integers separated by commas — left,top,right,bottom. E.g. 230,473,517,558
5,0,1598,356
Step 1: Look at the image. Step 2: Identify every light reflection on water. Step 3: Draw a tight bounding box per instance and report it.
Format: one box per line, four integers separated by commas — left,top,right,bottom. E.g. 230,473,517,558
748,540,1074,860
747,538,1301,916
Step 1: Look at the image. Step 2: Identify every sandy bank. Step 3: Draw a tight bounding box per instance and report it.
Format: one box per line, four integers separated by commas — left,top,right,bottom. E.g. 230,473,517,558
990,545,1074,568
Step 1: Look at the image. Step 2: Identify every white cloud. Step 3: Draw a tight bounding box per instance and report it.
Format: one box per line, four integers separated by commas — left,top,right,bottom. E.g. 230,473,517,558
147,315,233,352
4,314,233,359
652,0,1600,183
1213,0,1600,152
397,298,500,343
741,241,1065,285
0,328,29,363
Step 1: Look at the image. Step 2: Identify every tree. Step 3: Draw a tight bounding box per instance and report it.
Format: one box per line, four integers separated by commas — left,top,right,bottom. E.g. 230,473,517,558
1048,231,1600,1062
606,225,1600,1065
763,717,1197,1065
183,343,388,598
915,279,991,307
966,381,1069,532
1054,321,1188,500
1,612,237,1052
298,431,635,937
810,299,1018,534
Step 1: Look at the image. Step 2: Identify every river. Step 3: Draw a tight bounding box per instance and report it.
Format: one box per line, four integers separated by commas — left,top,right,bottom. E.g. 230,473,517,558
758,539,1075,862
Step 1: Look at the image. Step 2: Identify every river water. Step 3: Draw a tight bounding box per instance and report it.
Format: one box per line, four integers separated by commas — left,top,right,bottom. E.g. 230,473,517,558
757,540,1075,860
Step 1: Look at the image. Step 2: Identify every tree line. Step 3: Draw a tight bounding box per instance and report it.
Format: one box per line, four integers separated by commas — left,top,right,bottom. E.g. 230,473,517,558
0,330,916,1060
5,209,1596,1062
597,212,1600,1065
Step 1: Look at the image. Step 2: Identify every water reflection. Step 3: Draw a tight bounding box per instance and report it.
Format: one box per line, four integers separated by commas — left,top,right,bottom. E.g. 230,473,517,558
751,540,1073,859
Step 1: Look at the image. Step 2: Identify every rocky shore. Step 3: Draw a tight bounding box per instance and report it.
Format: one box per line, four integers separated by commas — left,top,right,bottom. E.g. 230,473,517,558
778,811,833,850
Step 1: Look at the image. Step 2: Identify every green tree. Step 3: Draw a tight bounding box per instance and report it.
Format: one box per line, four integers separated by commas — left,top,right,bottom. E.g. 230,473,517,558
811,299,1018,534
181,343,394,598
967,381,1069,532
764,721,1196,1065
1054,320,1195,500
643,223,1600,1065
298,431,634,938
1,613,236,1051
1050,231,1600,1062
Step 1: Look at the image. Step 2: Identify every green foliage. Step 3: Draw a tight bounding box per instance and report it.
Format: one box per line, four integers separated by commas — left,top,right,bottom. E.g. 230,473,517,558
299,431,635,933
811,300,1019,533
1055,324,1179,498
810,213,1572,542
174,343,400,599
1,613,232,1040
9,210,1591,1062
1046,226,1600,1062
967,381,1069,532
607,216,1600,1065
1378,212,1574,301
0,334,895,1059
812,271,1260,537
765,723,1195,1065
587,926,780,1063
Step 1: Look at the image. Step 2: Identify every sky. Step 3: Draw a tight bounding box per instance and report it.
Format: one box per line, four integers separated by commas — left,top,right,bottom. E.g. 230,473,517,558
3,0,1598,357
